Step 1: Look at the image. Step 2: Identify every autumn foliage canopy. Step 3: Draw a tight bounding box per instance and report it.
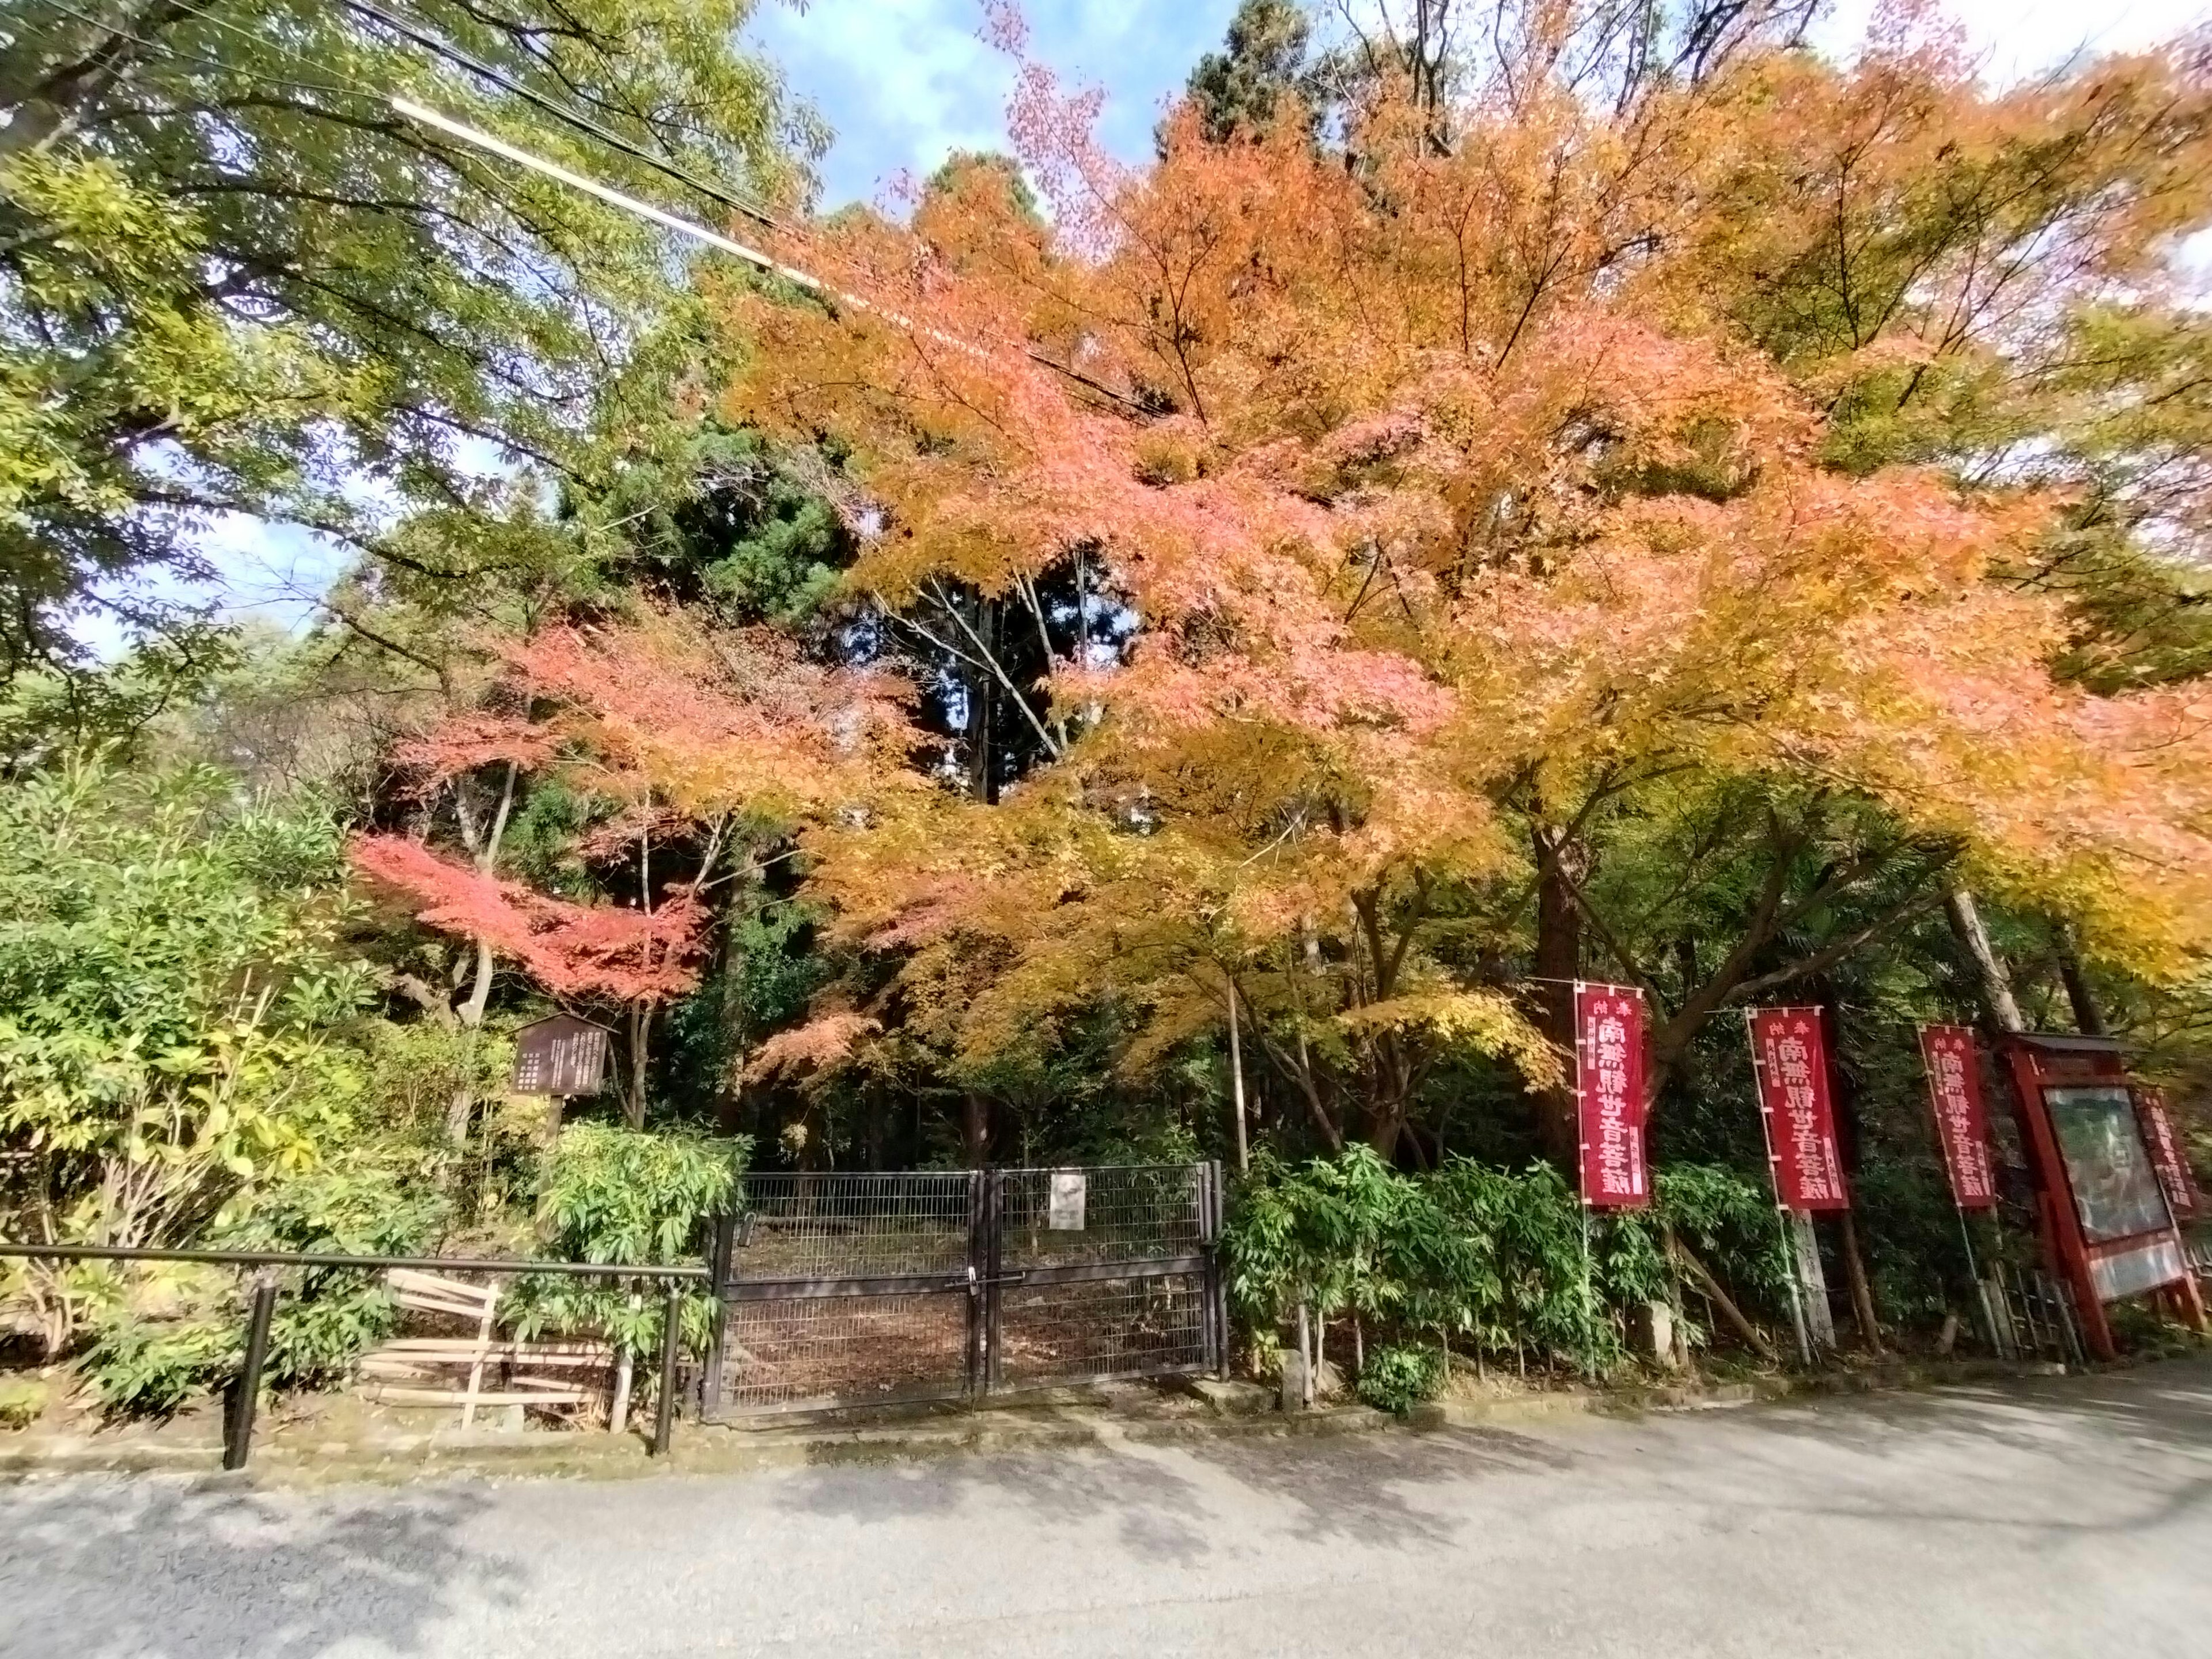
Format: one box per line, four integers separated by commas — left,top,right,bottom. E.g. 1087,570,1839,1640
359,1,2212,1155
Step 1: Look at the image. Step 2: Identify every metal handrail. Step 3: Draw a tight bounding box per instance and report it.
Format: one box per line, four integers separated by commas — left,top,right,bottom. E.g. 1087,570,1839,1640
0,1242,710,1278
1,1240,714,1467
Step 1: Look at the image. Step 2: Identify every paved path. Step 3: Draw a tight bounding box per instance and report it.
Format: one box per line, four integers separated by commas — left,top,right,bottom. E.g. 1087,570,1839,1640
5,1358,2210,1658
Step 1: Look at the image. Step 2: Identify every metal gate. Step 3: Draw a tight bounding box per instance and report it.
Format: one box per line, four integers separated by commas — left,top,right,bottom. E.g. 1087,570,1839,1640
702,1162,1226,1418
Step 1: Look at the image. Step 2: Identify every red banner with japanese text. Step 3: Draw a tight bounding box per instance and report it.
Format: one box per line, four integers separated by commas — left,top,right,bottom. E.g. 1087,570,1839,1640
1575,983,1649,1209
1748,1007,1850,1211
2133,1086,2200,1222
1917,1025,1997,1210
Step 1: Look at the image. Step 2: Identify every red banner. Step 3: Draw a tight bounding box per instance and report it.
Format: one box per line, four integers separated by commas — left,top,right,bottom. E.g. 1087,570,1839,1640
1918,1025,1998,1210
1748,1008,1850,1211
2133,1086,2200,1222
1576,984,1649,1208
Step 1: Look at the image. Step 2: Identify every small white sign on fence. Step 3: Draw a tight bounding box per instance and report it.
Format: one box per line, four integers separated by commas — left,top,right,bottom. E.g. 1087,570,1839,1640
1048,1170,1087,1231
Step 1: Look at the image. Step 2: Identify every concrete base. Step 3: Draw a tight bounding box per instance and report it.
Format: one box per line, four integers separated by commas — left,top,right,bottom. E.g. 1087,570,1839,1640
1168,1376,1272,1416
0,1354,2099,1489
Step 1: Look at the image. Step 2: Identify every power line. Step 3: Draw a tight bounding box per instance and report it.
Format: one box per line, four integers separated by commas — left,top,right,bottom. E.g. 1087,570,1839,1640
340,0,781,230
44,0,1148,415
36,0,372,102
391,97,1148,413
392,96,821,290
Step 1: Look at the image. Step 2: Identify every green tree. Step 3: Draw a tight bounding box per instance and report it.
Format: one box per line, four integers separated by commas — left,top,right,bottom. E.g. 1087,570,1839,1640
0,749,375,1344
0,0,806,675
1184,0,1316,143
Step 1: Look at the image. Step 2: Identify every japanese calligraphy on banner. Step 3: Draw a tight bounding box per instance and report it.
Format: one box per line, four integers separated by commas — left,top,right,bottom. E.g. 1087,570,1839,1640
1575,983,1649,1209
1917,1025,1997,1210
1747,1008,1850,1211
2133,1087,2200,1222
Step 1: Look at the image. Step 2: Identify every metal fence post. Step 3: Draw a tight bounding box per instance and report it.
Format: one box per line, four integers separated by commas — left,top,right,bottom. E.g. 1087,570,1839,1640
652,1281,683,1457
1205,1159,1230,1380
984,1168,1006,1393
700,1213,736,1421
963,1169,986,1402
224,1275,279,1472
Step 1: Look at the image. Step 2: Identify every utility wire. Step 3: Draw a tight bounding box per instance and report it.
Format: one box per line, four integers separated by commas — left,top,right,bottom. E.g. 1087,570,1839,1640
392,96,1148,413
339,0,781,230
45,0,1148,415
37,0,373,102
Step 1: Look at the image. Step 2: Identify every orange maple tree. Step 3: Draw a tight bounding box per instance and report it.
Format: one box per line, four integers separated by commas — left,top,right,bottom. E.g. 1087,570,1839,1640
702,2,2212,1157
351,608,918,1124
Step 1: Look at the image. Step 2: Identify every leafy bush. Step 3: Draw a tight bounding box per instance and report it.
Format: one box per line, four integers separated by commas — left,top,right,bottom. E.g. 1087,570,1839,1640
82,1312,235,1415
0,752,374,1281
1357,1344,1444,1415
1227,1150,1789,1378
0,1376,48,1429
505,1123,749,1359
214,1163,451,1390
75,1162,451,1417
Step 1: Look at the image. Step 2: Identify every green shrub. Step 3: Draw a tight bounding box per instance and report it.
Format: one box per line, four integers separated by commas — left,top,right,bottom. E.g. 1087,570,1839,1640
82,1316,235,1415
1357,1344,1444,1416
214,1162,450,1390
504,1123,749,1359
0,1376,48,1429
1226,1151,1791,1377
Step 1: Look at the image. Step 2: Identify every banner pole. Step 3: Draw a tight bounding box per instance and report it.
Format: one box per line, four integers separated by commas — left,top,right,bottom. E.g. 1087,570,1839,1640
1580,1198,1599,1380
1747,1008,1813,1368
1955,1202,2006,1358
1573,980,1593,1378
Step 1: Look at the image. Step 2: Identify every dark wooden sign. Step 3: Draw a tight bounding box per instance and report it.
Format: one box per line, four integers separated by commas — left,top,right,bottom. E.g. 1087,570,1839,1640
511,1014,611,1098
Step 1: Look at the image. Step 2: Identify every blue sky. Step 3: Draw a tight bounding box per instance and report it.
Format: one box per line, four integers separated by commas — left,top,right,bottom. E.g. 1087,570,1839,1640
757,0,2208,211
124,0,2210,653
749,1,1239,211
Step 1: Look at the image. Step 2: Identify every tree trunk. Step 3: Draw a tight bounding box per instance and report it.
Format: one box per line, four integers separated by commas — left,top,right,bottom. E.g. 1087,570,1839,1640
963,1092,991,1166
444,764,517,1152
625,1003,651,1128
1789,1211,1836,1355
1532,825,1582,1167
967,596,997,806
1666,1225,1777,1363
2053,920,2107,1037
1836,1208,1885,1356
606,1291,641,1433
445,942,496,1147
1945,888,2025,1034
0,5,175,161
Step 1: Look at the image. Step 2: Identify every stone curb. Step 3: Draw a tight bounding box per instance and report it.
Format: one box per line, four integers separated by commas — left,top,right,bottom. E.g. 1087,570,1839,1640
1406,1355,2075,1431
0,1400,1400,1487
0,1355,2092,1488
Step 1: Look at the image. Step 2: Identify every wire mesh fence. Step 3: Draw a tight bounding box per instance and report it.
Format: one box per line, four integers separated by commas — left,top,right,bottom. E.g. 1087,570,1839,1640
721,1290,972,1414
731,1171,976,1282
704,1162,1222,1418
994,1274,1210,1386
997,1165,1207,1270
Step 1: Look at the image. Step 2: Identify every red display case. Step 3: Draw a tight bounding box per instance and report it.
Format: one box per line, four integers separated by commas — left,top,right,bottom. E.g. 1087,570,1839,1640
1996,1033,2204,1360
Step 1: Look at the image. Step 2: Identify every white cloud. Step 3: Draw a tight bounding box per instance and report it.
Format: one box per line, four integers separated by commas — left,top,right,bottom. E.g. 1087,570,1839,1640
1816,0,2203,85
766,0,2211,214
749,0,1237,209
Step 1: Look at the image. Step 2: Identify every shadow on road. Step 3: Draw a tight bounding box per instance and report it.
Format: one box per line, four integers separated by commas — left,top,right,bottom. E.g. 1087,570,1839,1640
774,1417,1580,1562
1610,1354,2212,1544
0,1476,520,1659
771,1355,2212,1570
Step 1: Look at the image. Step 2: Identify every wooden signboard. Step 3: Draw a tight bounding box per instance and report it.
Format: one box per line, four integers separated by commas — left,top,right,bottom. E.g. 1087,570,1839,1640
511,1014,612,1098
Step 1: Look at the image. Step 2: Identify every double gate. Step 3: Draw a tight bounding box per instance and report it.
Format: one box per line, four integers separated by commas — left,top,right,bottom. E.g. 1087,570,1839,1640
702,1162,1226,1417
